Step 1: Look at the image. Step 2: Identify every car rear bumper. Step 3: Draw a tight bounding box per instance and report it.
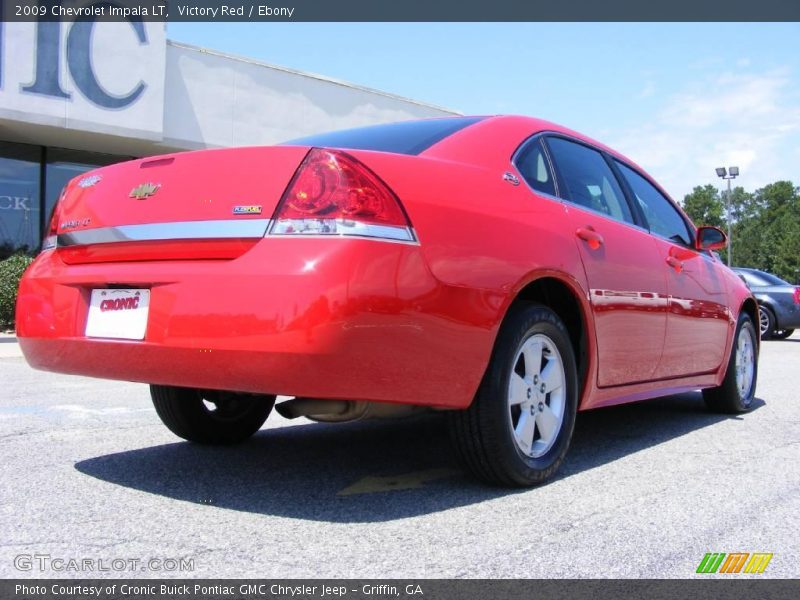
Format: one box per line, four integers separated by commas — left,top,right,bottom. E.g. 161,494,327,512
16,238,501,408
775,304,800,329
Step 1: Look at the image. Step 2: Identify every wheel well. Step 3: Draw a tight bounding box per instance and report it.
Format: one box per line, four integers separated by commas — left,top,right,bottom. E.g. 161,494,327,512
742,297,761,338
755,300,773,317
509,277,588,395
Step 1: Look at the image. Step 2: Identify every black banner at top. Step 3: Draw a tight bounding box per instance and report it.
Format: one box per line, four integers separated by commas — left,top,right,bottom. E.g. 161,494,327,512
3,0,800,22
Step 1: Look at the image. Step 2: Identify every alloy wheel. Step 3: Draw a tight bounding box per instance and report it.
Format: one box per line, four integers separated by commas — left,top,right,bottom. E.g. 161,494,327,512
759,309,770,337
735,327,756,399
507,333,566,458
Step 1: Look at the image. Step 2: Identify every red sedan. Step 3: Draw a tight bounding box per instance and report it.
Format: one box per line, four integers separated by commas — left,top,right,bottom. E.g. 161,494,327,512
16,116,759,486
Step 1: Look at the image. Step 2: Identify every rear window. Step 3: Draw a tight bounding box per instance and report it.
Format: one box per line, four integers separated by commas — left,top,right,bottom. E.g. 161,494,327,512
739,270,789,287
281,117,485,155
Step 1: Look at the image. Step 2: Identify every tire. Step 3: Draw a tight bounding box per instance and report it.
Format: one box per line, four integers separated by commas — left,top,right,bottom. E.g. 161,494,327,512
703,313,758,413
447,303,578,487
758,305,776,340
151,385,275,444
773,329,794,340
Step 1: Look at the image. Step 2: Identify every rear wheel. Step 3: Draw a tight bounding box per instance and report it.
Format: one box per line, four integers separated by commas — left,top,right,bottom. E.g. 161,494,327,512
151,385,275,444
447,304,578,487
758,305,776,339
773,329,794,340
703,313,758,413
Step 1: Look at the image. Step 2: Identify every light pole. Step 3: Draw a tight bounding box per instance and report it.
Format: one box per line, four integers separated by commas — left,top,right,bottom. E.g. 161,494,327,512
715,166,739,266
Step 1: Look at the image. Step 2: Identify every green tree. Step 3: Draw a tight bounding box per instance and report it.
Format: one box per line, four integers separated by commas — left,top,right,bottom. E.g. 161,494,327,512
683,185,723,228
732,181,799,282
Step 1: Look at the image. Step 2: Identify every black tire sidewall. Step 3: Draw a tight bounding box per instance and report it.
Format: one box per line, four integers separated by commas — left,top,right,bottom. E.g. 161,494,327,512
151,385,275,444
487,305,578,483
732,316,758,410
759,306,775,339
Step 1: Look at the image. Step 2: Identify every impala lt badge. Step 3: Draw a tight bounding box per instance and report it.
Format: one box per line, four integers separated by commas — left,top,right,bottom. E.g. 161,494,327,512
60,218,91,230
130,183,161,199
233,205,263,215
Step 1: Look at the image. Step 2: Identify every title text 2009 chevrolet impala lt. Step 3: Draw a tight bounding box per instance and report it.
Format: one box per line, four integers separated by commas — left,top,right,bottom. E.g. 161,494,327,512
16,116,759,486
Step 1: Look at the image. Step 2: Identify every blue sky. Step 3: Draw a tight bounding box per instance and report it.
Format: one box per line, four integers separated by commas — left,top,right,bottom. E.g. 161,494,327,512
167,23,800,201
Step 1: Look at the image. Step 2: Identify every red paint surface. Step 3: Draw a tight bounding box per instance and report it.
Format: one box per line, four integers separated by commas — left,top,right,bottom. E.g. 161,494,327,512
16,116,756,411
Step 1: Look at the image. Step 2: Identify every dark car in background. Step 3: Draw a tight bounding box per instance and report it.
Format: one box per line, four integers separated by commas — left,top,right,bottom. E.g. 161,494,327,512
733,268,800,339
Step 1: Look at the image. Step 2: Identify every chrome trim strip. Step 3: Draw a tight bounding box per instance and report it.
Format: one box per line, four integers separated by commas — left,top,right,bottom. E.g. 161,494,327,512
269,219,418,243
57,219,272,247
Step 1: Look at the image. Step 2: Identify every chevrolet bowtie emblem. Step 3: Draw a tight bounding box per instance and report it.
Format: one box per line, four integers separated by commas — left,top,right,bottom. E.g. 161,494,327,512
129,183,161,199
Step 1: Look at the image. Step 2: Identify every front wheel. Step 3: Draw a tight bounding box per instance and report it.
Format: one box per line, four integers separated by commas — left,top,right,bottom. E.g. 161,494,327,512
447,304,578,487
151,385,275,444
703,313,758,413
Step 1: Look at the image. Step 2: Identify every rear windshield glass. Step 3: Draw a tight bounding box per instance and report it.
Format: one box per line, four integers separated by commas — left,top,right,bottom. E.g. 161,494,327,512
281,117,485,155
740,270,789,286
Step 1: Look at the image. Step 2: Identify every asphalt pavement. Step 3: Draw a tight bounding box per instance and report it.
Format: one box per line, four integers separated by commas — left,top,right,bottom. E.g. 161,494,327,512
1,333,798,578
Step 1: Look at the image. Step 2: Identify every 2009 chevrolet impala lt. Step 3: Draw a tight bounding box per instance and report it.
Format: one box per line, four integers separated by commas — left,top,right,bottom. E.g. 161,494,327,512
16,116,759,486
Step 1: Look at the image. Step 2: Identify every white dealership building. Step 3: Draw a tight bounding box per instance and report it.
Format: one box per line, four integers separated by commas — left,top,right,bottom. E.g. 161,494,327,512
0,21,455,252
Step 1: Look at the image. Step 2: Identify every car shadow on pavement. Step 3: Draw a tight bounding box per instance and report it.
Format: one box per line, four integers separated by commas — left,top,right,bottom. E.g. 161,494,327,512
75,392,764,523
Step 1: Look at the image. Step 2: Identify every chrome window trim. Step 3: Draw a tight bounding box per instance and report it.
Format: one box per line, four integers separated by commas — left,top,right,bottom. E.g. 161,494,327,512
57,219,272,247
561,200,653,236
511,131,651,235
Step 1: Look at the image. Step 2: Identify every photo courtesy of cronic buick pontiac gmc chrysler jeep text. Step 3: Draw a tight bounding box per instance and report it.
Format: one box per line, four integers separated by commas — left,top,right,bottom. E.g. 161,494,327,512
16,116,759,486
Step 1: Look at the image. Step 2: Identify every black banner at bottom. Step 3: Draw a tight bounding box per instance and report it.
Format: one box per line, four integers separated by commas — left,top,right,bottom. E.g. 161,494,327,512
4,580,800,600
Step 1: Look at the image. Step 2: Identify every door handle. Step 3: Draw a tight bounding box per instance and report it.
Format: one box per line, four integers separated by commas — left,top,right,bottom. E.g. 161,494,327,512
576,227,604,250
666,256,683,273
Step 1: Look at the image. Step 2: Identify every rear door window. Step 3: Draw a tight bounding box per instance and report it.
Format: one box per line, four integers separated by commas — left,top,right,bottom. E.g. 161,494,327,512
545,137,634,224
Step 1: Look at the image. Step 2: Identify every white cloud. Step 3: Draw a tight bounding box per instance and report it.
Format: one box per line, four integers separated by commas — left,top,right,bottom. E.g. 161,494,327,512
637,81,656,99
606,68,800,202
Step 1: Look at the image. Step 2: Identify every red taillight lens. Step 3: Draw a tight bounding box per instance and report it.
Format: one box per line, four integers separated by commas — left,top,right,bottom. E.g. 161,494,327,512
41,199,62,251
793,287,800,305
269,148,414,241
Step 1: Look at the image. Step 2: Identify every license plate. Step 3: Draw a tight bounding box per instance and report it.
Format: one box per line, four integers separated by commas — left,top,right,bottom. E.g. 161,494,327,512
85,289,150,340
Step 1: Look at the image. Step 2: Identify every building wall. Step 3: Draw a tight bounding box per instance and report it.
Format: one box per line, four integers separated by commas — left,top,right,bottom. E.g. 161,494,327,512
163,42,455,150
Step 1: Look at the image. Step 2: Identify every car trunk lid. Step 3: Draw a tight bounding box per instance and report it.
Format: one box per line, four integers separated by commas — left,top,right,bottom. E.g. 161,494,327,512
53,146,309,264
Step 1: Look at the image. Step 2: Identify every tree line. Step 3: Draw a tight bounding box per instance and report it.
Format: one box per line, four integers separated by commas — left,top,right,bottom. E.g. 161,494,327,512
682,180,800,284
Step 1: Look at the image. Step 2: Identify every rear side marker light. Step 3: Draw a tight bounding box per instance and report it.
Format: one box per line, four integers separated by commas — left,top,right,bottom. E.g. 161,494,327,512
269,148,416,243
793,287,800,305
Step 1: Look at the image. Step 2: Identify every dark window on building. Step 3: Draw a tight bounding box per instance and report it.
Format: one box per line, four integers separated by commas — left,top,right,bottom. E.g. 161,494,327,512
281,117,486,155
615,161,693,246
514,138,556,197
546,137,634,224
1,142,128,255
0,142,41,254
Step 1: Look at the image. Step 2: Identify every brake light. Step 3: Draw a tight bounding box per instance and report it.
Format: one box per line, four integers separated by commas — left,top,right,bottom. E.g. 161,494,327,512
269,148,415,242
41,196,63,251
794,287,800,305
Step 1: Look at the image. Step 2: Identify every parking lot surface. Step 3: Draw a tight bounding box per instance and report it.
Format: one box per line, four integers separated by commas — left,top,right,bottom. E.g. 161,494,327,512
1,333,798,578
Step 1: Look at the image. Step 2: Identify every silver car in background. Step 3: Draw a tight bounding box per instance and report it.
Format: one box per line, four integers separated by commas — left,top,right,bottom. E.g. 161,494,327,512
734,268,800,339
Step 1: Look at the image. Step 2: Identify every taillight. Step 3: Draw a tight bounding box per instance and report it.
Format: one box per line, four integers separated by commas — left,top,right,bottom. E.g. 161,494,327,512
269,148,416,242
41,198,63,252
793,287,800,305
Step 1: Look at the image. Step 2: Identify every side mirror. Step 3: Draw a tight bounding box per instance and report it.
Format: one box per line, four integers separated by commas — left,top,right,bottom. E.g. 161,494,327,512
696,226,727,251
